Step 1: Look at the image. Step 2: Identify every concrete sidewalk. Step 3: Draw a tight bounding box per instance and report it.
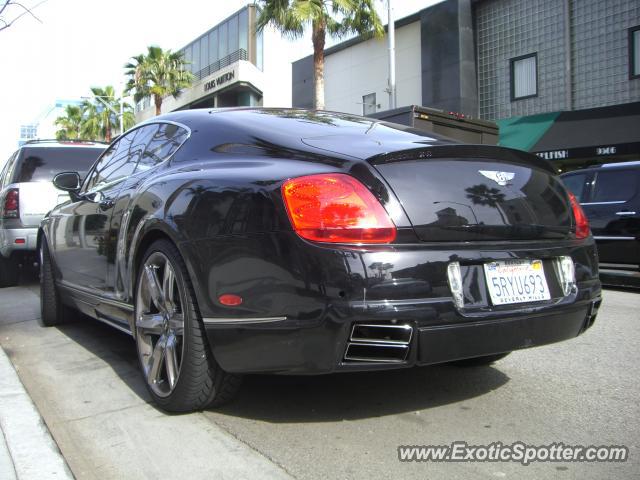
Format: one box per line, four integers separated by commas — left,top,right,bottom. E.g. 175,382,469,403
0,345,73,480
0,280,294,480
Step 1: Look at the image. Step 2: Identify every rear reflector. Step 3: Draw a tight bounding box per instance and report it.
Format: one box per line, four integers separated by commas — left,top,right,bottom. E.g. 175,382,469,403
218,294,243,306
568,191,589,239
14,238,26,244
281,173,396,243
2,189,19,219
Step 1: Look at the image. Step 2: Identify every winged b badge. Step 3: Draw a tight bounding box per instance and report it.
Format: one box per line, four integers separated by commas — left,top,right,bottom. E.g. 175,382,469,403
479,170,515,186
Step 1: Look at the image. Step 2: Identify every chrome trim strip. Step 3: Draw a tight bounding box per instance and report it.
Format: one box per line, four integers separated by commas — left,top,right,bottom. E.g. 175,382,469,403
344,342,409,363
343,357,406,364
58,282,135,312
352,323,413,330
347,342,409,348
580,201,626,205
201,316,287,325
94,314,133,336
593,236,636,241
349,297,452,309
348,338,410,345
350,323,413,345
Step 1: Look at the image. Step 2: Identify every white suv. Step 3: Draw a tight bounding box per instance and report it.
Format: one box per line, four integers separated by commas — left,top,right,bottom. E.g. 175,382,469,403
0,140,107,286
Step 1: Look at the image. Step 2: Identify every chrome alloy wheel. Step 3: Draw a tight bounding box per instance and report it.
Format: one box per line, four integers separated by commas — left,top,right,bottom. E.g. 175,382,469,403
135,252,185,398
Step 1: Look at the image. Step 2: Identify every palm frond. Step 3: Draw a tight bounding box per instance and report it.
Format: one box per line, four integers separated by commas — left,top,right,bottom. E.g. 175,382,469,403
123,46,193,114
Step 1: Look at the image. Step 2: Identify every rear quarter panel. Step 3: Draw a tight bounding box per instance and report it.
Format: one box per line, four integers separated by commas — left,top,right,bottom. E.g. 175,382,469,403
119,156,369,310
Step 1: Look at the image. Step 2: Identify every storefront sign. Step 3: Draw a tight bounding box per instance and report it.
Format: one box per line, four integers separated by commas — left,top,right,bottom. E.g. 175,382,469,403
204,69,236,93
534,142,640,161
536,150,569,160
596,146,617,155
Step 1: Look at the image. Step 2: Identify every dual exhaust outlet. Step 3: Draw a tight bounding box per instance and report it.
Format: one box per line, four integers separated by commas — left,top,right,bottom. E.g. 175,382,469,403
344,323,413,363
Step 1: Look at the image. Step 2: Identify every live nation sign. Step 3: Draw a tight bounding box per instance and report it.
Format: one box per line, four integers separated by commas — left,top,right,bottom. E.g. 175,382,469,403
204,69,236,93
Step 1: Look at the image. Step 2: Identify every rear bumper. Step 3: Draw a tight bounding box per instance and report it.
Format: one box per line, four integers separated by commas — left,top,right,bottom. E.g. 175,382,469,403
204,288,601,374
184,232,602,375
417,299,599,364
0,226,38,257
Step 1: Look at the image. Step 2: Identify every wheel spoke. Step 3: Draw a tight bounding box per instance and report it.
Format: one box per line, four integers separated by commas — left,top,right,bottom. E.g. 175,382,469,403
144,264,165,313
169,314,184,336
165,333,179,389
163,264,176,314
136,313,164,335
136,251,187,398
148,335,167,385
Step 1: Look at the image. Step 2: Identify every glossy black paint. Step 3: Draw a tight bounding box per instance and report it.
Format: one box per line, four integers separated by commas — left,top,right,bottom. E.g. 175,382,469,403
40,108,602,375
561,163,640,267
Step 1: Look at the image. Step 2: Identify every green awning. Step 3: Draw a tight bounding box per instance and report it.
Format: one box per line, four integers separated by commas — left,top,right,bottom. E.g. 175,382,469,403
497,112,560,151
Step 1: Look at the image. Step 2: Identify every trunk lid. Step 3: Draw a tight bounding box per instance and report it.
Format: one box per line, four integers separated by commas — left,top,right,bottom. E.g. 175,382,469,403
370,146,572,241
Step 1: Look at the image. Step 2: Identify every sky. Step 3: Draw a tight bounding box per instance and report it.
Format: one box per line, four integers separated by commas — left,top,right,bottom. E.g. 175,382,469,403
0,0,441,161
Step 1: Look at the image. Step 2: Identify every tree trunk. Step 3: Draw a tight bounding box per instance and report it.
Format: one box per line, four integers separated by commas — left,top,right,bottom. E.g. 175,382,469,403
105,123,111,143
155,95,162,116
312,18,326,110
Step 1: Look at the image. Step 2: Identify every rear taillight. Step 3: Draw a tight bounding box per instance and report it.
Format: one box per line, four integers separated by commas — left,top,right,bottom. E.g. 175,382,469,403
282,173,397,243
1,189,19,219
568,191,589,239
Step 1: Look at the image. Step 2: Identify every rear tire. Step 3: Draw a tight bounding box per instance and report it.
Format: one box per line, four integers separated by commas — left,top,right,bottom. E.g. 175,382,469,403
39,239,72,326
134,239,241,413
449,352,511,367
0,253,19,288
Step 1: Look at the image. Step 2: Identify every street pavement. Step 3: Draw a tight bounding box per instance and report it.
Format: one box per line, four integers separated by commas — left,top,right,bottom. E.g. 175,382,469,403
0,273,638,479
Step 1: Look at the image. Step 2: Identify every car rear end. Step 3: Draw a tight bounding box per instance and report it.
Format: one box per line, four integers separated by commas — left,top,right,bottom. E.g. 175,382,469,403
196,144,601,374
0,142,105,281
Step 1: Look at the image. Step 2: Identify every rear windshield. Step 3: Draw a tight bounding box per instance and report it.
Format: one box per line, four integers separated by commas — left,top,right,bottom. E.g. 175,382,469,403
13,147,105,183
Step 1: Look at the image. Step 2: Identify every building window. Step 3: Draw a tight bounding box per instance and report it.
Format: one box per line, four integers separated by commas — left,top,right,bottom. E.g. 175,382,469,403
510,53,537,100
362,93,376,115
630,26,640,79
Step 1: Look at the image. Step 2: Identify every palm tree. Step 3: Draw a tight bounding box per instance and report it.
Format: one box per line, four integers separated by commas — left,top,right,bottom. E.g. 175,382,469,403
124,46,194,116
465,184,507,223
80,86,135,142
54,105,83,140
256,0,383,110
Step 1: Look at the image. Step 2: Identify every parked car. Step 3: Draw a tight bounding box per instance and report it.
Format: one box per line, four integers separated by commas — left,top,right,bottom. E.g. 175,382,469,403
39,109,602,412
0,140,107,286
561,161,640,271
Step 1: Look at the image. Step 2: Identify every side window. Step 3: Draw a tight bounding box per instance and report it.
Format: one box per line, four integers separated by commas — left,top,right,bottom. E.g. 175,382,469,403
84,131,140,192
561,173,588,202
592,170,638,203
3,152,19,188
1,152,16,188
128,125,160,172
139,123,188,171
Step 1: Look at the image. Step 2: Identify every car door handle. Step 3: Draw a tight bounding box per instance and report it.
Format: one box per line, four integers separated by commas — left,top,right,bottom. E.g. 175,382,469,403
615,211,636,215
99,198,115,211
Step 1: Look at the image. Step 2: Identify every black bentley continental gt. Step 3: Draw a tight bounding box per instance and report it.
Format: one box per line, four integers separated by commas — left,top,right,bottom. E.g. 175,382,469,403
39,108,602,412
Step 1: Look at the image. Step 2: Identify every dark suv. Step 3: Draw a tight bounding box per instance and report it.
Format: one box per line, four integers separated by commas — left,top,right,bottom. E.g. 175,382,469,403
561,161,640,272
0,140,107,286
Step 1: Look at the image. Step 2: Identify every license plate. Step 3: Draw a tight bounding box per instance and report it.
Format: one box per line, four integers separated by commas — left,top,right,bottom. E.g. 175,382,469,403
483,259,550,306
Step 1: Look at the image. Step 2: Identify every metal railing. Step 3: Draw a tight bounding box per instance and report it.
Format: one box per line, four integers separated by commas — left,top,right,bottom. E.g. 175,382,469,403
194,48,247,81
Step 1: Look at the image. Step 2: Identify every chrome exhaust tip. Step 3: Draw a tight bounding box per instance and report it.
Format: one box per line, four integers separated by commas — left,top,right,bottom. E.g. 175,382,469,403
343,323,413,363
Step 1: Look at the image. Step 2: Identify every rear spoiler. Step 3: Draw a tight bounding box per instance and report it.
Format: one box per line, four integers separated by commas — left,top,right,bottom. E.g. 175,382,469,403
367,145,558,175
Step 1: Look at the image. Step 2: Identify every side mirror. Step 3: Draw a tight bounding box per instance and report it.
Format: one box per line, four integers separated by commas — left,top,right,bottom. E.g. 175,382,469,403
53,172,81,192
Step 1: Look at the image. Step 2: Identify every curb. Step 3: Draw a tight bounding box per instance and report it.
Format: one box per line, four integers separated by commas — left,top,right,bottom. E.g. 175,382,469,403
0,346,74,480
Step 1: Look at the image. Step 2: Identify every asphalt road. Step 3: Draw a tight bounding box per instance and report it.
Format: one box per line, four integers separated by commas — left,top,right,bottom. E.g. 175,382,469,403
0,273,638,480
